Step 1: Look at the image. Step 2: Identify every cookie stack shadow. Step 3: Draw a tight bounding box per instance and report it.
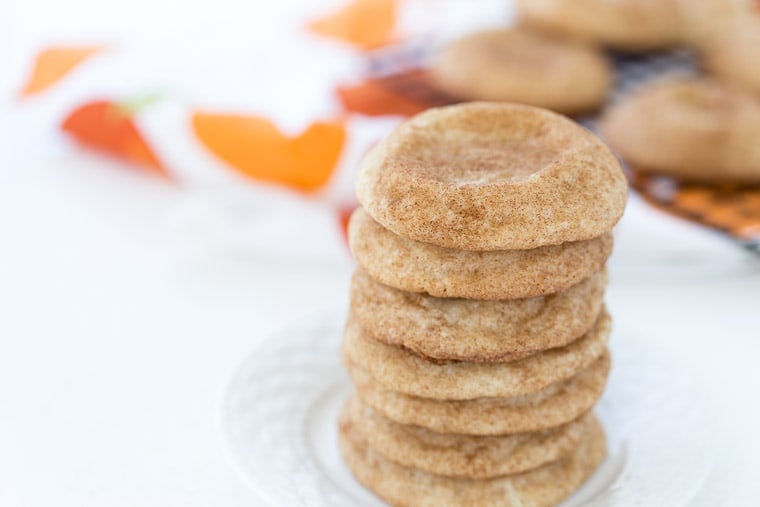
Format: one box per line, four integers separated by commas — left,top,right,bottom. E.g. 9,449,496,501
339,102,628,507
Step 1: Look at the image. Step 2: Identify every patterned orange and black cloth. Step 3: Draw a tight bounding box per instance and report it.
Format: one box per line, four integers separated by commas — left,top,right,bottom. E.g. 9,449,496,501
628,171,760,251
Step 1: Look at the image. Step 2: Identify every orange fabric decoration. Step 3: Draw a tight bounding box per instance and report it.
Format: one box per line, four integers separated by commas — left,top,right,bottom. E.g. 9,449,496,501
307,0,397,50
337,81,428,117
61,100,167,176
192,113,346,192
21,46,103,96
337,70,457,117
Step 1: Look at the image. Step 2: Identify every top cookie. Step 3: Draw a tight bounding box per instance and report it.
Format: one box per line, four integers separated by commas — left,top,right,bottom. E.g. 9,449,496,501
430,28,612,115
356,102,627,250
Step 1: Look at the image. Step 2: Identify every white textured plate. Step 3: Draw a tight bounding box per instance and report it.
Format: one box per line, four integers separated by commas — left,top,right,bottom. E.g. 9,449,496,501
223,316,715,507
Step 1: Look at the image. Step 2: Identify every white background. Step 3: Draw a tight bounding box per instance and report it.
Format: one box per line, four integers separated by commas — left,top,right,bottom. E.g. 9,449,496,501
2,0,760,505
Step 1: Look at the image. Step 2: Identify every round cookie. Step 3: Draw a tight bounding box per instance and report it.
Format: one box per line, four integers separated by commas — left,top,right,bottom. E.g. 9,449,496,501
343,308,610,400
349,268,607,362
600,78,760,183
346,396,596,479
339,407,606,507
516,0,686,52
703,16,760,95
430,28,612,115
356,102,627,250
349,207,613,300
347,352,610,435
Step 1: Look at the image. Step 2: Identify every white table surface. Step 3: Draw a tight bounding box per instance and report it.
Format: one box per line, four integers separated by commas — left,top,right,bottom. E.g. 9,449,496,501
1,148,759,507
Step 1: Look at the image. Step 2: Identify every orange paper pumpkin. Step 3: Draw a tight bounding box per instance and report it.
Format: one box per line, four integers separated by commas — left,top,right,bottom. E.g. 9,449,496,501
192,112,346,192
61,100,167,176
21,46,103,96
308,0,397,49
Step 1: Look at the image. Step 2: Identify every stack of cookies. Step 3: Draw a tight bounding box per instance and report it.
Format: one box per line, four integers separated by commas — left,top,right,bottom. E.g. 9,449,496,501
339,103,628,507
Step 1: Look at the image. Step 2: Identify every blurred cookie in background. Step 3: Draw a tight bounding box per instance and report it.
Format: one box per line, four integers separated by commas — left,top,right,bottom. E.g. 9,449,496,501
600,77,760,184
516,0,739,53
430,28,612,115
702,14,760,94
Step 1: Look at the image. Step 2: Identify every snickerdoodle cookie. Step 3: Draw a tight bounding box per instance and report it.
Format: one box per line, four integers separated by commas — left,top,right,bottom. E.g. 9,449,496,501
703,16,760,95
601,78,760,183
339,406,606,507
345,396,596,479
517,0,688,52
343,309,610,400
430,28,612,115
349,207,613,300
349,268,607,362
356,103,627,250
347,352,610,435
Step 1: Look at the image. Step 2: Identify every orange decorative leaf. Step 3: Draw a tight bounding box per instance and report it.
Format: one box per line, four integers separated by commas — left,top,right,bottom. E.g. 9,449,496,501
337,81,427,117
21,46,103,96
61,100,167,176
192,112,346,192
307,0,397,50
